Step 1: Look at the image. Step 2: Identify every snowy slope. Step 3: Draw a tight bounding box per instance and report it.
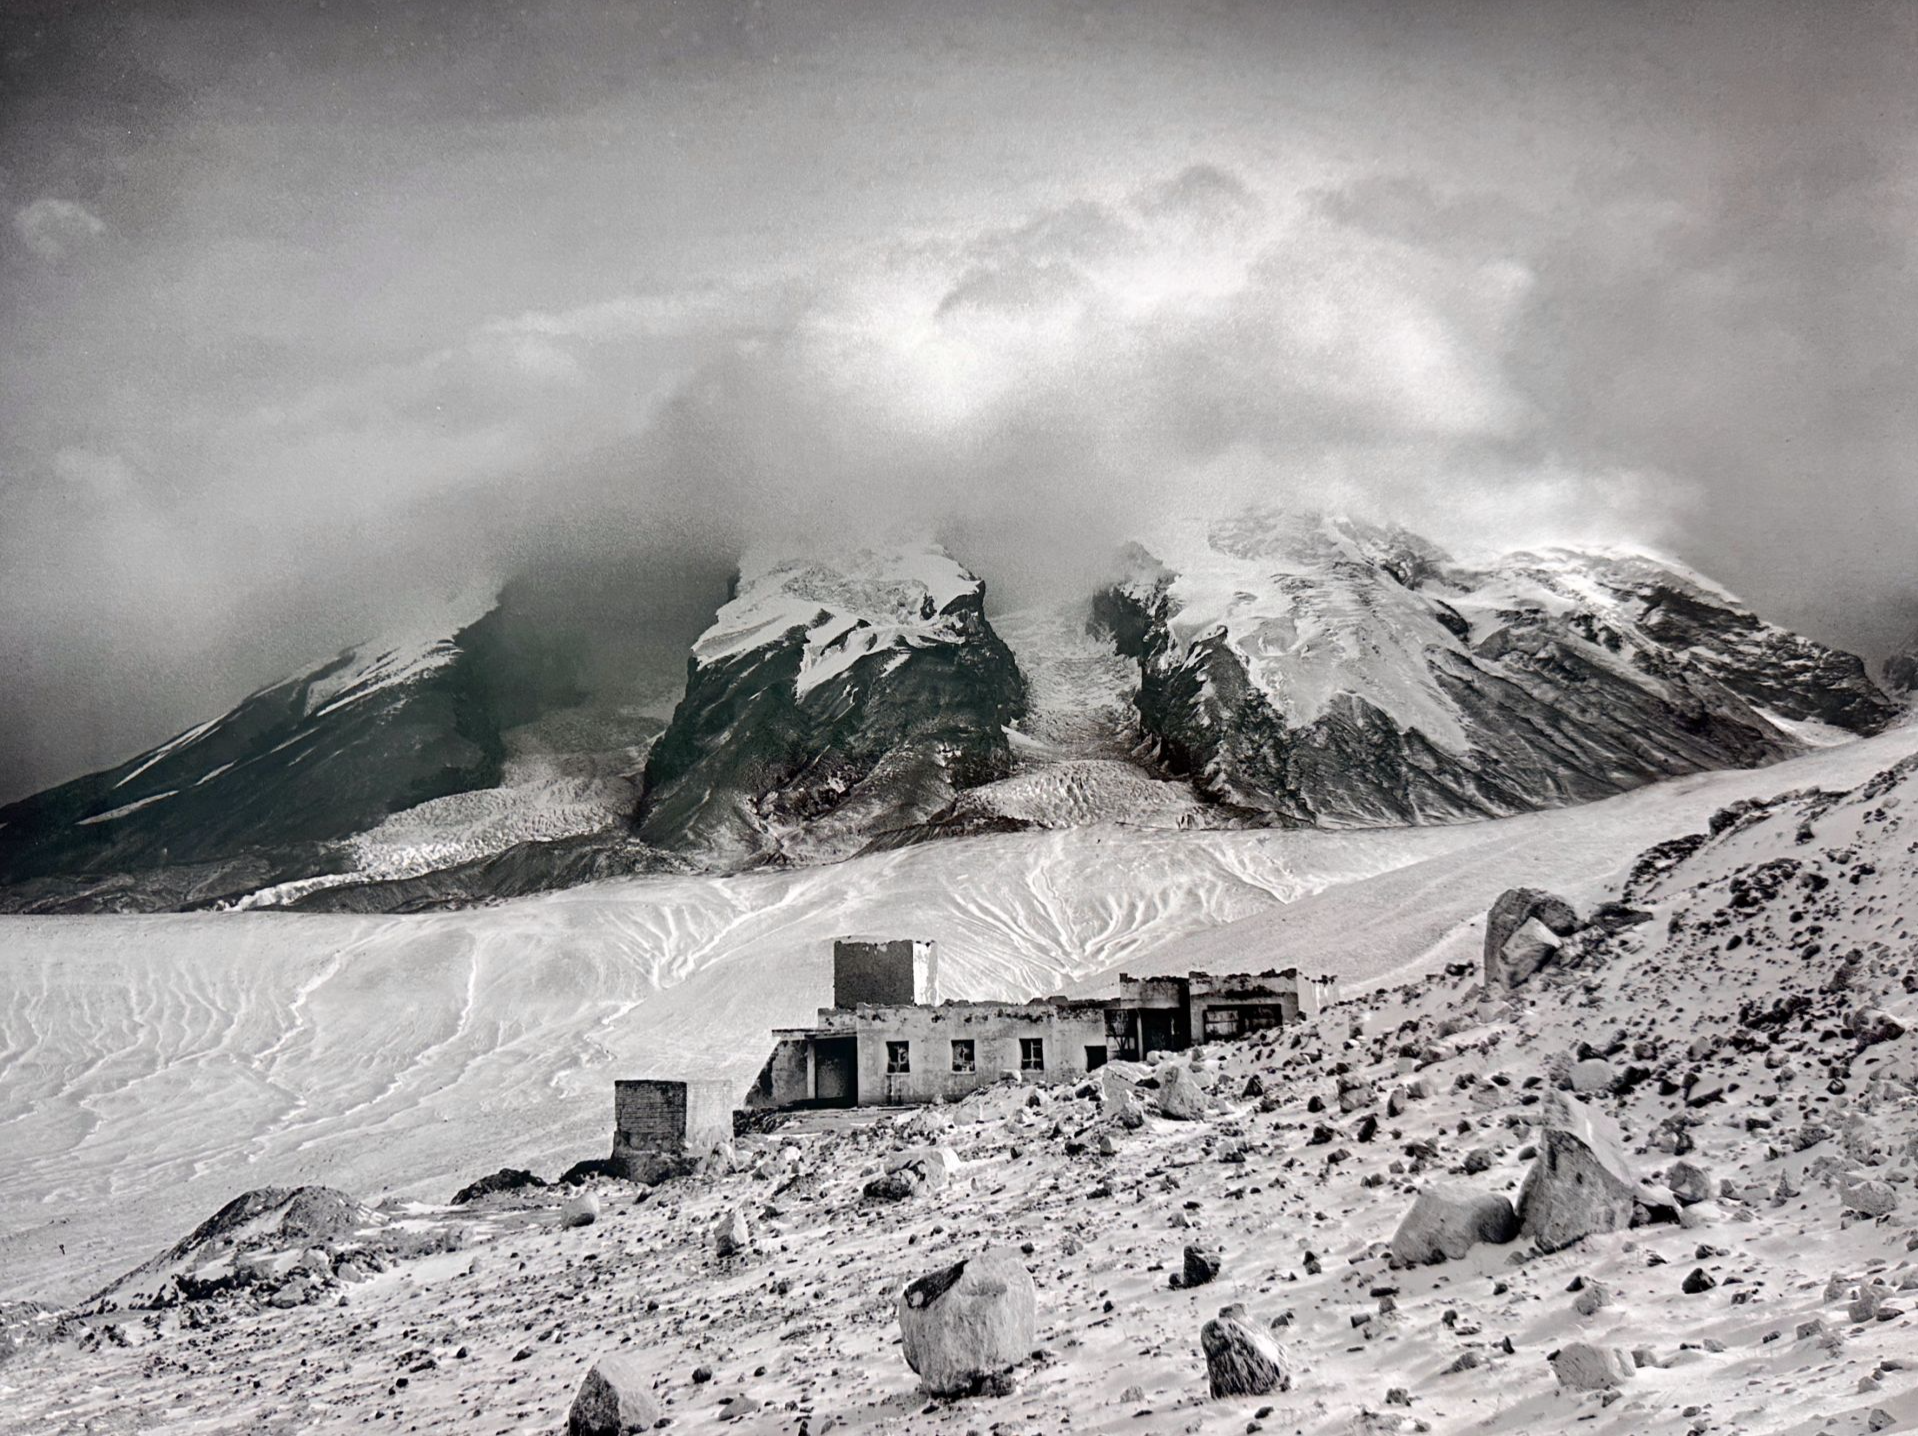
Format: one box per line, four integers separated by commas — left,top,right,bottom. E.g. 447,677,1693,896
5,724,1916,1309
6,729,1918,1434
1095,509,1900,827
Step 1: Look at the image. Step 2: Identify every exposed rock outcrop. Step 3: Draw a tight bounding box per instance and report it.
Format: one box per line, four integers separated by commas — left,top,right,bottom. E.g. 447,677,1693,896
1092,510,1897,829
636,545,1026,868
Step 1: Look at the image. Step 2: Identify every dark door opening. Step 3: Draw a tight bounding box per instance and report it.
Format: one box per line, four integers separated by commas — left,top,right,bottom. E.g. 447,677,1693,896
814,1038,858,1106
1140,1010,1178,1056
1085,1045,1108,1070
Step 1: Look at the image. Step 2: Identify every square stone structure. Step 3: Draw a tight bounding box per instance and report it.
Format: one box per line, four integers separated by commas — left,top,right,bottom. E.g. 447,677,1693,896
833,936,939,1008
611,1079,734,1175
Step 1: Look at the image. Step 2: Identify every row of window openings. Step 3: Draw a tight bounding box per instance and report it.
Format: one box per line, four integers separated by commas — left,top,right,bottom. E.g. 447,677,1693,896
884,1038,1045,1075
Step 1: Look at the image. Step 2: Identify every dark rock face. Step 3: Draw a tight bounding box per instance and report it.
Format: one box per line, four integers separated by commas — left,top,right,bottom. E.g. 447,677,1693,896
636,548,1026,867
1093,513,1897,829
450,1169,549,1206
0,595,593,910
1885,636,1918,697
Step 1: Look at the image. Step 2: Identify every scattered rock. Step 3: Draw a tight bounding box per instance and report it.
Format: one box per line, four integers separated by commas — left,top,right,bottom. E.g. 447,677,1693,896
560,1192,600,1229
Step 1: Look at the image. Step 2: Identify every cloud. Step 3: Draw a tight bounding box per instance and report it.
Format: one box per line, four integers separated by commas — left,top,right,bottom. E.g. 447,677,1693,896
51,446,139,499
13,198,105,262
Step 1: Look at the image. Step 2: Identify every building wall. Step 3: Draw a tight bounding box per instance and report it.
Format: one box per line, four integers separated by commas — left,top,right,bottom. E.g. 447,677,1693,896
612,1078,735,1156
832,938,939,1007
761,1037,813,1109
849,1003,1108,1105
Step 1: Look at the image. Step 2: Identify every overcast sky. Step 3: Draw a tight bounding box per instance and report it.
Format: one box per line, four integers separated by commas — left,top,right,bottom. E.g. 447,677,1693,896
3,0,1916,800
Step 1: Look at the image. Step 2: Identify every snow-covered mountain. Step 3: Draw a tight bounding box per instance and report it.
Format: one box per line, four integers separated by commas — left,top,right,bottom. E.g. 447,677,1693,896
1092,509,1901,828
0,589,675,913
1,513,1901,911
634,544,1028,866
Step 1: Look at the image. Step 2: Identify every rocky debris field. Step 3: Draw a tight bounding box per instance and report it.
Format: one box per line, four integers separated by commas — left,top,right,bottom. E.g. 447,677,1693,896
3,755,1917,1435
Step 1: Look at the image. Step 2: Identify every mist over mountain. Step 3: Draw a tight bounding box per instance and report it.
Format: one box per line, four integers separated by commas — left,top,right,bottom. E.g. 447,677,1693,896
2,509,1901,914
5,0,1917,802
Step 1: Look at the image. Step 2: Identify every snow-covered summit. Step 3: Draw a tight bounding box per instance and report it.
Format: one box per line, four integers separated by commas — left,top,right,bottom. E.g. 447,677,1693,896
692,543,987,697
1096,506,1899,828
638,542,1025,867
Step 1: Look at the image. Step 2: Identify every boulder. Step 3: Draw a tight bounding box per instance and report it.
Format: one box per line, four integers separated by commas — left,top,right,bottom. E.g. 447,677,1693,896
1665,1160,1714,1206
1518,1093,1674,1253
885,1147,958,1194
1390,1183,1520,1265
1155,1064,1212,1121
1842,1176,1899,1218
560,1192,600,1229
713,1208,751,1258
1567,1059,1615,1094
1200,1304,1291,1398
1098,1061,1148,1108
1484,888,1580,988
864,1171,921,1203
568,1352,661,1435
1551,1342,1633,1391
897,1248,1036,1397
1179,1244,1223,1289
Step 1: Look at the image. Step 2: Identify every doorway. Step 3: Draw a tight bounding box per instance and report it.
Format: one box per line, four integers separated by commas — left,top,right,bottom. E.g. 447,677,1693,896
814,1038,858,1106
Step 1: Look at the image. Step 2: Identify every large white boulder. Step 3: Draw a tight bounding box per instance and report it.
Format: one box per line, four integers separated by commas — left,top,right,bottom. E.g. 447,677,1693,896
1155,1064,1213,1122
1390,1183,1520,1266
885,1146,958,1193
1551,1342,1634,1391
712,1207,752,1258
897,1248,1036,1397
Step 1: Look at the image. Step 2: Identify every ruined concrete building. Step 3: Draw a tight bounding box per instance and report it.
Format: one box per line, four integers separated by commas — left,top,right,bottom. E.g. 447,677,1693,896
744,937,1338,1111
